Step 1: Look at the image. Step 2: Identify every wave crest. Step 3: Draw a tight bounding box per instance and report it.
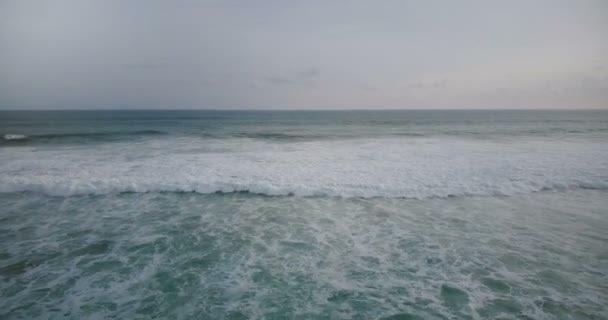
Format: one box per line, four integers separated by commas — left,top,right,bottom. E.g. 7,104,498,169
2,176,607,199
1,137,607,198
3,134,28,140
1,130,166,145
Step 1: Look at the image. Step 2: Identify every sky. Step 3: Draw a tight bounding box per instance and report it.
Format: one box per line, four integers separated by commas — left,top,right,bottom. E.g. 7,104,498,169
0,0,607,110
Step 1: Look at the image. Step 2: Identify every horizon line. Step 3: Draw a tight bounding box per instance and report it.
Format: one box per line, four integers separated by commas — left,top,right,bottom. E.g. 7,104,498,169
1,107,607,112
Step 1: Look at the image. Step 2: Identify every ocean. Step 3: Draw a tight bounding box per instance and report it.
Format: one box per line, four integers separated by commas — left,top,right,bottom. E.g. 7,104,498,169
1,110,607,319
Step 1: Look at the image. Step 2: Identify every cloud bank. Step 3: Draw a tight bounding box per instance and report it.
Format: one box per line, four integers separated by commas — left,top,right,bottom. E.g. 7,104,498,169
0,0,607,109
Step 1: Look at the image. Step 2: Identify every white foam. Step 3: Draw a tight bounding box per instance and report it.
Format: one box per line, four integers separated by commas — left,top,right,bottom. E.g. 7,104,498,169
0,136,607,198
3,134,28,140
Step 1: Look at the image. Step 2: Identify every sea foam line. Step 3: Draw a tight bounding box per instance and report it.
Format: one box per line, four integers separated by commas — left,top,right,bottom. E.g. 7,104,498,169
1,177,607,198
1,137,607,198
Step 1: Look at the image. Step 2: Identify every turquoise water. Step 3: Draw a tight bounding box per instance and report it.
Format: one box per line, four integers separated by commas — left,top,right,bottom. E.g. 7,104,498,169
1,110,607,319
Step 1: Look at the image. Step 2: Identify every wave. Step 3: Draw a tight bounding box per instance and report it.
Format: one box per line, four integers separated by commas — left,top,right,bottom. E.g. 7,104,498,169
30,130,166,139
1,136,607,198
3,134,28,140
1,130,166,145
229,132,328,141
3,125,606,146
1,178,607,198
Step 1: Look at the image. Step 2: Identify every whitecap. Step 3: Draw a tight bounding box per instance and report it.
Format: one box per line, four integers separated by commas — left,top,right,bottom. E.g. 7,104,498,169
3,134,28,140
0,136,607,198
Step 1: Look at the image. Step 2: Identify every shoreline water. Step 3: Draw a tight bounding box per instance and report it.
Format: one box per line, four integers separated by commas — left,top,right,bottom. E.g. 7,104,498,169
1,190,607,319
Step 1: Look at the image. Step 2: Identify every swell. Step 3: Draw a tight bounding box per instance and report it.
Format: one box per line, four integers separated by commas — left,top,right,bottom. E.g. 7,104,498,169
3,126,607,146
1,178,606,198
1,130,166,145
2,131,607,199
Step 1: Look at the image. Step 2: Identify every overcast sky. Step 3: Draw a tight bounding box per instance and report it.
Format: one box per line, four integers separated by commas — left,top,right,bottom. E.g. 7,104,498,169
0,0,607,110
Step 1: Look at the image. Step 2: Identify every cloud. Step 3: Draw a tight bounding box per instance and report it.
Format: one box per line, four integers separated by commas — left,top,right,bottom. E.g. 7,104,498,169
407,79,447,89
0,0,606,109
299,67,319,79
122,63,167,71
264,67,320,86
265,76,296,85
581,75,608,90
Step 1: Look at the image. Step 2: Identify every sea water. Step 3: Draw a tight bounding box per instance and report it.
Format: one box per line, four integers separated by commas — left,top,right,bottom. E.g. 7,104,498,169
0,110,607,319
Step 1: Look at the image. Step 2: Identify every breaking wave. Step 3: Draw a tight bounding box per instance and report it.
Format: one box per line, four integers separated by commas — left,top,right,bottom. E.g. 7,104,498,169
1,130,166,145
1,136,607,198
3,134,28,140
1,178,607,198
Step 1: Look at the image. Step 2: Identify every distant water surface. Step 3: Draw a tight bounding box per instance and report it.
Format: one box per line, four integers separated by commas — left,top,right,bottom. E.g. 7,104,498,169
1,110,607,319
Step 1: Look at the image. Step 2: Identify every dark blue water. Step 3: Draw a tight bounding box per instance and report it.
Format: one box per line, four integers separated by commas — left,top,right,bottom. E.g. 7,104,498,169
2,110,608,145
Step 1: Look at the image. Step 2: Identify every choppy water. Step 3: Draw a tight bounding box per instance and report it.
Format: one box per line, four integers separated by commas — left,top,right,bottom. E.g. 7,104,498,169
1,110,607,319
